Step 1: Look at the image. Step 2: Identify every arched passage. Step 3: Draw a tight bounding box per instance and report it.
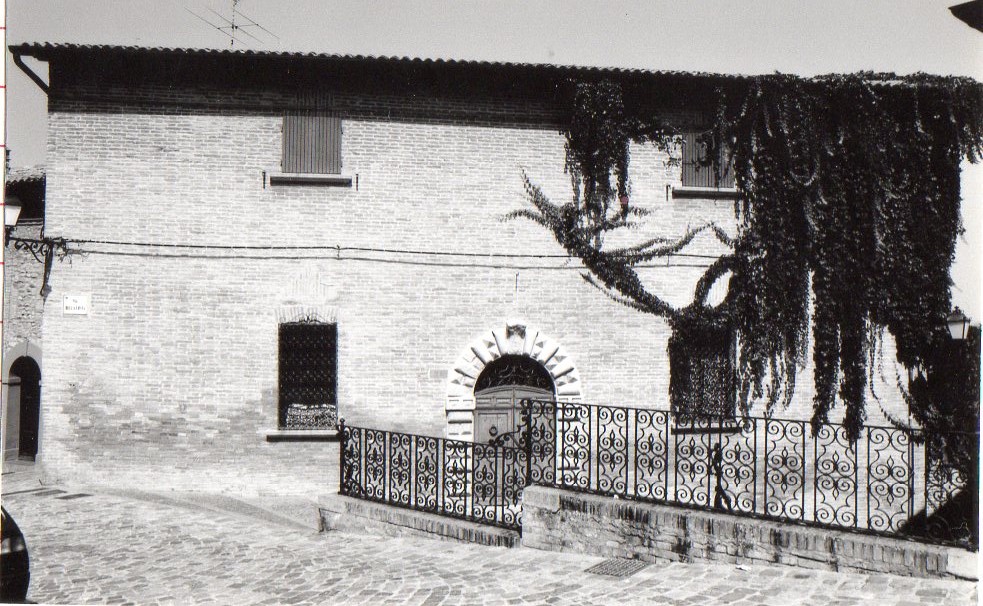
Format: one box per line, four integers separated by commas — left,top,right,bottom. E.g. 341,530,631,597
445,321,583,440
7,356,41,459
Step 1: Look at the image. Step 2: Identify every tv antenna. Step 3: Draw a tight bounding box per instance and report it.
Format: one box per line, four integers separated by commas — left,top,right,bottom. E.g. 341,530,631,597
186,1,279,48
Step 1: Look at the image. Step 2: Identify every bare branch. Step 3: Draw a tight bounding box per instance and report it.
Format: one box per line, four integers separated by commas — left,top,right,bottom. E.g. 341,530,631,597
581,273,654,314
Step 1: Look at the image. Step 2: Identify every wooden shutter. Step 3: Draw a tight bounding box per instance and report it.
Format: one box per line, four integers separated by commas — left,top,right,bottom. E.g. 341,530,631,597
681,132,709,188
282,91,342,174
717,143,735,188
681,132,734,188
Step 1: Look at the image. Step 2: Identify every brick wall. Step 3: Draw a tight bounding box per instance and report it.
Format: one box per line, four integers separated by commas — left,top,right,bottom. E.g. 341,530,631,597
37,68,909,493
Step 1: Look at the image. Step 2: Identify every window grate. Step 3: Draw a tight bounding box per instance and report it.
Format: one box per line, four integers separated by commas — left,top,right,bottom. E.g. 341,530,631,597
669,323,736,418
278,323,338,429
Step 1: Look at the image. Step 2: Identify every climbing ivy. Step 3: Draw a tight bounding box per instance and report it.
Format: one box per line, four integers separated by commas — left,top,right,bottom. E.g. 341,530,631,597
512,74,983,441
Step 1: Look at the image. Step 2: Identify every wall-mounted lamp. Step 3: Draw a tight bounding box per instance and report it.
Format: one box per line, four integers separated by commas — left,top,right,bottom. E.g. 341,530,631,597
4,195,22,244
5,195,23,228
946,307,971,341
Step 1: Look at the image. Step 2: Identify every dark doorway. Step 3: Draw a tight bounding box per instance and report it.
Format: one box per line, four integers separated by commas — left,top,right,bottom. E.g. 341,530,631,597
10,357,41,459
473,355,554,444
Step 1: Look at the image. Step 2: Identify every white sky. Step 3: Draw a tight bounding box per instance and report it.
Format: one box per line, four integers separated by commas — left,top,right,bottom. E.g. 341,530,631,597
5,0,983,316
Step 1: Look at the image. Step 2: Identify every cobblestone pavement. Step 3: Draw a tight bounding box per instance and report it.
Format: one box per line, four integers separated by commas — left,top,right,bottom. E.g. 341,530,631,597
1,471,977,605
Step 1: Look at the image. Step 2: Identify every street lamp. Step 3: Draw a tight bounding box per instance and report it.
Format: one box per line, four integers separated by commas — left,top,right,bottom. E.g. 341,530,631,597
946,307,971,341
4,195,22,228
4,195,22,244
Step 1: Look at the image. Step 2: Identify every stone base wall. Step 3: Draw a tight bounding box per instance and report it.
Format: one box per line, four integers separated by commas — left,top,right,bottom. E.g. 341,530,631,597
318,493,519,548
520,486,977,580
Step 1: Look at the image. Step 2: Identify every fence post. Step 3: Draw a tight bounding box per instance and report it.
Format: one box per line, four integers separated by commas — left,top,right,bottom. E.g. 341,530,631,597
338,418,346,495
523,399,533,487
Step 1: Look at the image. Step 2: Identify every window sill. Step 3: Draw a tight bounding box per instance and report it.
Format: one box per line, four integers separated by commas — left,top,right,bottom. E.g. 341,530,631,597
268,172,353,187
671,186,738,200
262,428,340,442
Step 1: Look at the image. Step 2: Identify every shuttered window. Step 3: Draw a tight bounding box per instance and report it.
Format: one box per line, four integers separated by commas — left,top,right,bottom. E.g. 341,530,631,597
681,132,734,188
282,111,342,174
278,323,338,429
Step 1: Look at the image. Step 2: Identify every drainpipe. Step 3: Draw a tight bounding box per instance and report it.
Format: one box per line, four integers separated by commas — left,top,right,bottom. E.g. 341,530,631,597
12,52,49,95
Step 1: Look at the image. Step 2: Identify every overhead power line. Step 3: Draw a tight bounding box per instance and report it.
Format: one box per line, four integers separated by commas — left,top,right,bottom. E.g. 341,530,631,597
61,247,716,270
66,238,724,260
8,236,721,270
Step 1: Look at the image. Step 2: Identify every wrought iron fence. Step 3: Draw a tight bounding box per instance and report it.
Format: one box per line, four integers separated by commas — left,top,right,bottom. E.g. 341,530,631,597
336,401,977,547
339,421,527,530
521,399,977,548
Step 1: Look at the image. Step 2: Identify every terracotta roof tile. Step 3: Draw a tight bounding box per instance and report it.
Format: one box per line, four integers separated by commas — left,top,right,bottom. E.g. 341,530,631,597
6,166,45,185
8,41,752,82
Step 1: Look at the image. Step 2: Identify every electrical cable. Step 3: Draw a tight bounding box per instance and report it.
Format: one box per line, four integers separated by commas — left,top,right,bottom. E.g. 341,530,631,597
7,236,722,269
66,237,724,260
63,246,716,270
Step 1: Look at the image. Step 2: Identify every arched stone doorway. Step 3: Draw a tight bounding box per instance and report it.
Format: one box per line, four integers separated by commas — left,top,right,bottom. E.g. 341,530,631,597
6,356,41,459
445,322,583,441
473,354,555,443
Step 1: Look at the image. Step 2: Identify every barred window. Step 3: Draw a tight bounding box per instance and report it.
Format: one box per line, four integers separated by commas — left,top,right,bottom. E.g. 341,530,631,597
668,324,736,418
278,322,338,429
681,131,734,189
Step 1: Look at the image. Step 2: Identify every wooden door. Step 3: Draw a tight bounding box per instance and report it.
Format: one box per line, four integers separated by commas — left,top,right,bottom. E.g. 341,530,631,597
11,357,40,459
474,385,552,444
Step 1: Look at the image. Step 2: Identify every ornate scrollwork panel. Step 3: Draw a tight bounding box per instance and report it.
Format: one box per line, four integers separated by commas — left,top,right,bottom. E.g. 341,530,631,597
717,418,757,514
364,429,387,502
634,409,669,501
441,438,470,518
558,403,591,490
763,419,805,521
413,436,439,512
865,427,911,533
814,424,858,528
472,443,501,524
674,419,713,507
596,405,629,495
388,432,412,507
526,399,557,485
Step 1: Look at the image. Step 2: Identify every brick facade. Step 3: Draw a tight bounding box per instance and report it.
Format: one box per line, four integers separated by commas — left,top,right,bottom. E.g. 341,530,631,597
27,47,909,494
